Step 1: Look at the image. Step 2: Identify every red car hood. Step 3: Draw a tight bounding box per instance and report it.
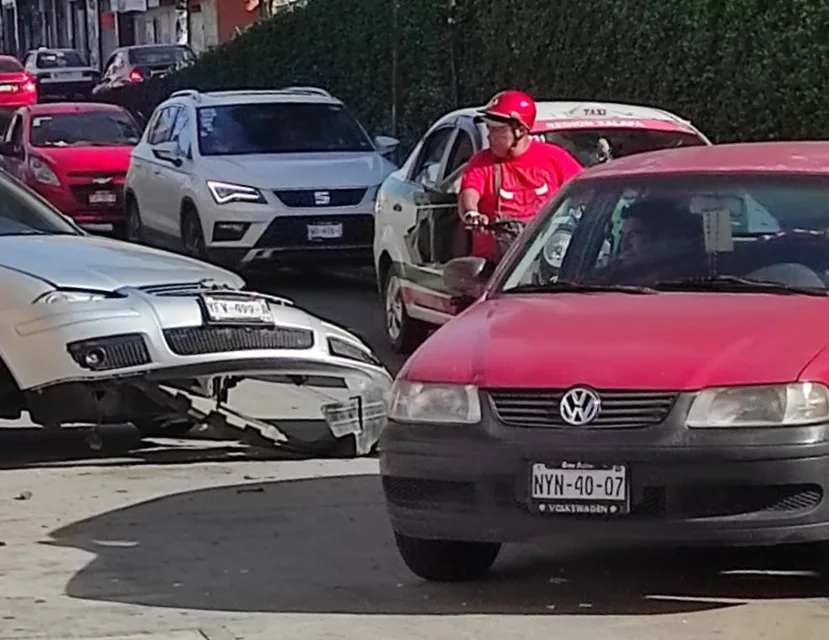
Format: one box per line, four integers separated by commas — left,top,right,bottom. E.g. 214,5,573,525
33,146,132,175
401,293,829,390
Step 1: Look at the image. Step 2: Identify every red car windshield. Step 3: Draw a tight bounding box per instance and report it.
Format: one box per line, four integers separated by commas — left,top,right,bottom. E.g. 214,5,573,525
0,58,23,73
29,111,141,147
498,174,829,295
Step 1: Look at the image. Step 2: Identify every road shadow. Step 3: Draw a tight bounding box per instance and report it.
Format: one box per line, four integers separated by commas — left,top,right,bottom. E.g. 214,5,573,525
0,421,366,470
45,473,829,616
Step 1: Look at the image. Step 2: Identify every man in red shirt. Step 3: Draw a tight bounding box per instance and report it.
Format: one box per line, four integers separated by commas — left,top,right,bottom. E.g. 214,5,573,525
459,89,584,262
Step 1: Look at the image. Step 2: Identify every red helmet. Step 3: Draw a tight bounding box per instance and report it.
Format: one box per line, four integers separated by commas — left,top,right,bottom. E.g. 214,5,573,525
478,89,537,131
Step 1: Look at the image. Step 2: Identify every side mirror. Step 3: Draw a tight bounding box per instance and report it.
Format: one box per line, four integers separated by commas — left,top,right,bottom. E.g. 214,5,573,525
444,256,489,299
152,141,183,167
374,135,399,156
0,142,23,158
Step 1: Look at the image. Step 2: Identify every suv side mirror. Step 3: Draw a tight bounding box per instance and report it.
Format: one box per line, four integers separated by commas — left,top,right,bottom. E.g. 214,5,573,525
444,257,489,298
152,141,183,167
374,135,399,156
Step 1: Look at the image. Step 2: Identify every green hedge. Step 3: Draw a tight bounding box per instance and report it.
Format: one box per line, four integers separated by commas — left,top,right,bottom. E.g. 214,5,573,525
105,0,829,151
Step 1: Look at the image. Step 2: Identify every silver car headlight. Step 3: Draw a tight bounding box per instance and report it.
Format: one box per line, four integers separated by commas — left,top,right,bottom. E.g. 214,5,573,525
542,229,572,269
207,180,266,205
686,382,829,428
388,380,481,424
33,290,123,304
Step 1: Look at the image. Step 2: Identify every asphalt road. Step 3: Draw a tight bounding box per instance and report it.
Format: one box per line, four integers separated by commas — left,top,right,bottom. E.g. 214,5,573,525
1,268,829,639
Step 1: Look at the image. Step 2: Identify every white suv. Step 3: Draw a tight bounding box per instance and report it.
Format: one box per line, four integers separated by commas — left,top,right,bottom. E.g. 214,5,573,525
124,86,399,269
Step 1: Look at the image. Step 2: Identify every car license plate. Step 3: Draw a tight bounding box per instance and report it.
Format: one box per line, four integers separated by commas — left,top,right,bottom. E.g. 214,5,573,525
202,295,273,324
307,223,343,240
89,190,117,205
0,84,15,92
56,71,83,80
529,462,629,515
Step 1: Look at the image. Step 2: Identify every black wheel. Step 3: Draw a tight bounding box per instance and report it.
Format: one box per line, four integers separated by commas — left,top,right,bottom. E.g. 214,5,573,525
125,197,145,244
132,418,194,438
393,532,501,582
180,206,208,260
382,267,430,354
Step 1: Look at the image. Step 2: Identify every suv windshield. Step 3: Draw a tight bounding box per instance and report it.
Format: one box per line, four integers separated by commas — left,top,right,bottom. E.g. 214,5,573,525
196,102,374,156
128,46,194,67
537,128,705,167
499,174,829,295
36,50,85,68
29,111,141,147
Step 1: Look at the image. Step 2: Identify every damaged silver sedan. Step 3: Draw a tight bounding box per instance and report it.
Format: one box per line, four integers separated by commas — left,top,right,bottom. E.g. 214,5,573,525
0,171,391,456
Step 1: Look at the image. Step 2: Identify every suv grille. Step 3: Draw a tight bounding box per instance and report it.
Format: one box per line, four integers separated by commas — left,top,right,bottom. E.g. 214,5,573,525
273,188,366,208
487,388,678,428
255,213,374,249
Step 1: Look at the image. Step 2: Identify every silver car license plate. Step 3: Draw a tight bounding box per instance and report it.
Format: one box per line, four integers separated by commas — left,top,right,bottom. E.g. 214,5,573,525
201,295,273,324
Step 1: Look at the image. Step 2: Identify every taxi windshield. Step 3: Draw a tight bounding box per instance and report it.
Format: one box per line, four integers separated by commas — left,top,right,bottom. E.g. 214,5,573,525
536,128,706,167
498,174,829,295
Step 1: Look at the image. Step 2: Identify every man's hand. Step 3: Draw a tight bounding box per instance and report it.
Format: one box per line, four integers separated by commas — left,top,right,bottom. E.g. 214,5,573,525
461,210,489,227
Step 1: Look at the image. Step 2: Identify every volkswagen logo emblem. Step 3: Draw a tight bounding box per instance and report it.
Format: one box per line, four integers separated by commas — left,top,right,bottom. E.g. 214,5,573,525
559,387,602,426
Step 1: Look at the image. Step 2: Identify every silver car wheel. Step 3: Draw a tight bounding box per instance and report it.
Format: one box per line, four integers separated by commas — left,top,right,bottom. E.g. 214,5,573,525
385,273,404,341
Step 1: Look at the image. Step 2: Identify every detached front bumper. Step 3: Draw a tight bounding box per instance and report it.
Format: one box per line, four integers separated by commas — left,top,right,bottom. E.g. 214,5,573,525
380,395,829,547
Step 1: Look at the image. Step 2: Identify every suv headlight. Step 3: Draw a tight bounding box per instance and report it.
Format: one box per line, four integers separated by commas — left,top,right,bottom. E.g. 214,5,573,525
34,290,122,304
388,380,481,424
686,382,829,428
207,180,266,205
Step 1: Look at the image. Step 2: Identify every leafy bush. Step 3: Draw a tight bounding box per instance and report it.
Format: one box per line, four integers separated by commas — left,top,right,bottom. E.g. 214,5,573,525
101,0,829,151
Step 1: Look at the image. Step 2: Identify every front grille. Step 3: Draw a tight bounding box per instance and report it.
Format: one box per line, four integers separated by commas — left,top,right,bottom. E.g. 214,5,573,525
254,213,374,249
273,188,367,208
70,183,124,208
66,171,127,179
487,388,677,428
164,326,314,355
67,333,151,371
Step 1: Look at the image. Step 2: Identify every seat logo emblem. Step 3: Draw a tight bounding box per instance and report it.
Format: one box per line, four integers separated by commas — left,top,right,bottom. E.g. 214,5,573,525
314,191,331,205
559,387,601,426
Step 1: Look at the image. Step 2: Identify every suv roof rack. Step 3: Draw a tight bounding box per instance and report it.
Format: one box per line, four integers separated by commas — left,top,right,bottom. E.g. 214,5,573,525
169,88,201,100
203,86,334,99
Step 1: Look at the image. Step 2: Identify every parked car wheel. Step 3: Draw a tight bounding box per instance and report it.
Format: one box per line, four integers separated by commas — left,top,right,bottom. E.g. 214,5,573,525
125,197,145,244
393,532,501,582
180,205,207,260
383,269,429,354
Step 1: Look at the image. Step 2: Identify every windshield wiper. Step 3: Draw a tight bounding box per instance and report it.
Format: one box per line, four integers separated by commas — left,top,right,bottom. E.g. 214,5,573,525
504,280,657,294
652,275,829,296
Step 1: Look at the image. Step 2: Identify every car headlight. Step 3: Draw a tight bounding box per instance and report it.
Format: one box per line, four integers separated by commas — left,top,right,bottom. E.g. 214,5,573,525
388,380,481,424
206,180,266,205
686,382,829,428
542,229,572,268
34,290,121,304
29,157,60,186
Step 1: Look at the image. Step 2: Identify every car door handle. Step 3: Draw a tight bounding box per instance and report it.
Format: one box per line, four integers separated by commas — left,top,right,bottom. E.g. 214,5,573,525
393,203,402,212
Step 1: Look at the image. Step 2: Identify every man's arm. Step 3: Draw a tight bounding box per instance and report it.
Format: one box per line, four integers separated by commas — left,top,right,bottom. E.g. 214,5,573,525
459,188,481,217
459,155,489,220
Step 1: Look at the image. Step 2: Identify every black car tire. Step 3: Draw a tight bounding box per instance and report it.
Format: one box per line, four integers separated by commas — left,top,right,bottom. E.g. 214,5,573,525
125,197,145,244
382,269,429,354
180,206,208,260
393,531,501,582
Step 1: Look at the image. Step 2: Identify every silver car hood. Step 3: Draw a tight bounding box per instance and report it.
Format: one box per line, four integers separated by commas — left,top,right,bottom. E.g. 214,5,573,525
0,234,244,290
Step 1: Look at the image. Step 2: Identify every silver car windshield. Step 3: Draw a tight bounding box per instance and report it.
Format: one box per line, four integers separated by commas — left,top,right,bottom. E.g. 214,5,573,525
498,174,829,295
0,175,80,236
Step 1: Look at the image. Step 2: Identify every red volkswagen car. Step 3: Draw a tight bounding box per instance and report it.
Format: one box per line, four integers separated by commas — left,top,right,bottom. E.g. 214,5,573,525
0,102,141,235
381,141,829,582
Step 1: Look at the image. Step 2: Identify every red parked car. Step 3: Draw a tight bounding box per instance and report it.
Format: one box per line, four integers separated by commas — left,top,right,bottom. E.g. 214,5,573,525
0,55,37,113
0,102,141,236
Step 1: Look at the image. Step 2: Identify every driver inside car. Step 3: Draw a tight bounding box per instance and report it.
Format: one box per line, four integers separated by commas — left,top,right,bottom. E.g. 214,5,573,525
593,198,708,284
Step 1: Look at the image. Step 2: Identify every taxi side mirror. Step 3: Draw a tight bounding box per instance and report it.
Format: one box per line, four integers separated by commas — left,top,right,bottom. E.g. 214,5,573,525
444,256,488,298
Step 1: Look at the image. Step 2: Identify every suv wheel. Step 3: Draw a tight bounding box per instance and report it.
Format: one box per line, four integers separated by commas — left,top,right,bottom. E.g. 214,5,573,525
394,532,501,582
125,197,144,243
383,270,429,354
181,206,207,260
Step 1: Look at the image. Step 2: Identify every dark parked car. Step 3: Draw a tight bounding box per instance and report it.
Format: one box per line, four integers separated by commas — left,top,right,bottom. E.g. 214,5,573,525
91,44,196,97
